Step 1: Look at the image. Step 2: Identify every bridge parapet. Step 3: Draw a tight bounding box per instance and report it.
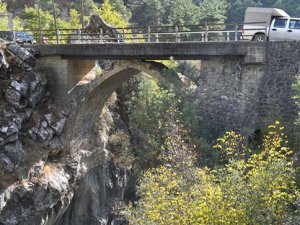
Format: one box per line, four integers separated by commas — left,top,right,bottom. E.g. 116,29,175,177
31,42,266,64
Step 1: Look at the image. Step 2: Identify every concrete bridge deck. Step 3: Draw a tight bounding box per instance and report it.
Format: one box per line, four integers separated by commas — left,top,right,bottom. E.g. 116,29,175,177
31,42,266,63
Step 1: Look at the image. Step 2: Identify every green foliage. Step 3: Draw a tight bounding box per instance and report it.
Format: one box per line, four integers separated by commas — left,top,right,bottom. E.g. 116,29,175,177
226,0,262,23
92,0,128,27
21,6,81,43
110,0,131,21
121,121,300,224
197,0,227,23
129,0,227,26
68,9,81,29
226,0,300,23
109,130,134,168
165,0,199,25
0,2,22,30
128,0,165,26
128,78,179,166
0,3,9,30
127,74,213,168
36,0,60,15
272,0,300,17
22,6,54,30
73,0,95,16
5,0,300,30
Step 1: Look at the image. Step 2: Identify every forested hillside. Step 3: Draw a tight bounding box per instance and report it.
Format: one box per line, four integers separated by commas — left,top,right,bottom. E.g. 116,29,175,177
2,0,300,25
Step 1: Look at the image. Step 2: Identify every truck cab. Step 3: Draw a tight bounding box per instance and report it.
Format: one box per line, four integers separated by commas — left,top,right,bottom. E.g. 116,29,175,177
269,17,300,41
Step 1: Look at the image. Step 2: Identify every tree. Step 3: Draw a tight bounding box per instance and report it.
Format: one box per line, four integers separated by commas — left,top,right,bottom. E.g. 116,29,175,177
128,0,165,26
166,0,199,25
195,0,228,23
128,0,227,26
92,0,128,27
272,0,300,17
74,0,95,17
110,0,131,21
21,7,81,43
226,0,262,23
67,8,81,28
0,2,22,30
36,0,60,15
0,2,10,30
22,6,54,31
121,121,300,224
128,78,179,167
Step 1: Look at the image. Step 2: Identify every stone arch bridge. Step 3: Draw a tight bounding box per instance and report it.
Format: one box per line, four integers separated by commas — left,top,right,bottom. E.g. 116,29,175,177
33,41,298,139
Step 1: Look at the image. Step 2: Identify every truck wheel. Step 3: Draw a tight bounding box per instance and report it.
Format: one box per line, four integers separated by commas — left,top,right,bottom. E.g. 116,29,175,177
253,34,266,41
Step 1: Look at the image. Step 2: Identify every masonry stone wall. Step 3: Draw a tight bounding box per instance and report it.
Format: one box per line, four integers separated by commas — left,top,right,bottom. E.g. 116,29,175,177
195,42,299,138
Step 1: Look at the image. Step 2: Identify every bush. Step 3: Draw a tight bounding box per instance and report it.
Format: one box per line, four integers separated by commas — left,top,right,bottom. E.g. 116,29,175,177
121,122,300,225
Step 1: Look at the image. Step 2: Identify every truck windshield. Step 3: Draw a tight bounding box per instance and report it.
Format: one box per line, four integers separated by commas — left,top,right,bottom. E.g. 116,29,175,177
274,18,288,28
289,19,300,29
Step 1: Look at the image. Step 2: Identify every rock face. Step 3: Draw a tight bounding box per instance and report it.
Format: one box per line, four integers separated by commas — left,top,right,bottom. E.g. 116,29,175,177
0,39,136,224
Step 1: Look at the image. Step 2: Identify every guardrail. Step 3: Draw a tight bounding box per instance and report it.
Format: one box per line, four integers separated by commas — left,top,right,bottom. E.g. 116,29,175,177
9,22,268,44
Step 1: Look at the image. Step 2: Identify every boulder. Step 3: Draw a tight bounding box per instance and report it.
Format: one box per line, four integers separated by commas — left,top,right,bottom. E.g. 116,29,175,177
50,117,66,135
49,137,65,156
7,44,36,67
10,80,28,97
0,122,18,138
36,121,55,143
27,86,45,108
2,140,24,166
4,87,22,108
0,153,14,172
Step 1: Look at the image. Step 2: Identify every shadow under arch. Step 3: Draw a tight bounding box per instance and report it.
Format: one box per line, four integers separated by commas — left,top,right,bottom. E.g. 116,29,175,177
67,60,179,146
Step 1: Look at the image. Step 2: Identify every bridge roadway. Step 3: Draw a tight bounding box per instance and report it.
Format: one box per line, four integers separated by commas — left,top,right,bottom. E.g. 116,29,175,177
31,41,266,63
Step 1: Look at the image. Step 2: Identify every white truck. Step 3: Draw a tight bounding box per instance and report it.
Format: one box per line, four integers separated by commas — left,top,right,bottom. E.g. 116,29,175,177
242,7,300,41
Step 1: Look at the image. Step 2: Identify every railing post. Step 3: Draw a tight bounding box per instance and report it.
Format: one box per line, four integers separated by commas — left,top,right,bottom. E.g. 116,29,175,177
117,34,120,43
235,23,238,41
99,28,103,42
13,30,16,43
227,31,230,41
78,29,81,42
122,28,125,43
175,26,178,43
38,29,42,44
205,22,208,42
155,33,159,43
147,26,151,43
56,28,60,44
175,26,181,43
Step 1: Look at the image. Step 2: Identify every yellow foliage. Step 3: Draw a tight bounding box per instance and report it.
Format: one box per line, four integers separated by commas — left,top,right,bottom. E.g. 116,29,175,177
92,0,128,27
69,9,81,29
121,122,300,225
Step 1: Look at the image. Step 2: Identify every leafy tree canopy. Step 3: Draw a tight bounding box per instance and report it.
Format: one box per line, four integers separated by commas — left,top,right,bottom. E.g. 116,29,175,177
121,122,300,224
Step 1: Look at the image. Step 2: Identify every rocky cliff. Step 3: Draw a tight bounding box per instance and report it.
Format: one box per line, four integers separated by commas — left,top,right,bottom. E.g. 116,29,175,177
0,41,135,225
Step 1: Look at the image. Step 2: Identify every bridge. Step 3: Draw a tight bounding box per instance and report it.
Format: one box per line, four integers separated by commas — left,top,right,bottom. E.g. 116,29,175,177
24,15,297,144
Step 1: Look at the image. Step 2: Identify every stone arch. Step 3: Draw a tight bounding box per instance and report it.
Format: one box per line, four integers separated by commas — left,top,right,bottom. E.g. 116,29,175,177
64,60,175,148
